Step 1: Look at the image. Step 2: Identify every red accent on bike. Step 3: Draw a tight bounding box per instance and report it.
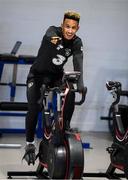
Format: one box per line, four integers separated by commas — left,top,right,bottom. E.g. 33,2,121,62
61,87,69,130
112,163,124,171
64,140,69,179
44,128,51,140
75,133,81,141
39,161,48,168
73,166,83,179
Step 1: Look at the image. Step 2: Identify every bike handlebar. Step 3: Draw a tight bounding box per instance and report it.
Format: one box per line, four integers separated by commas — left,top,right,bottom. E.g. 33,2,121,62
38,71,87,106
106,81,128,106
106,81,128,96
38,84,87,106
106,81,121,91
120,90,128,97
75,86,87,105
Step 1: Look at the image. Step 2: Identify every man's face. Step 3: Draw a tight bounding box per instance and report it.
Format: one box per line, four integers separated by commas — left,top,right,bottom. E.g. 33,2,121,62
61,19,79,40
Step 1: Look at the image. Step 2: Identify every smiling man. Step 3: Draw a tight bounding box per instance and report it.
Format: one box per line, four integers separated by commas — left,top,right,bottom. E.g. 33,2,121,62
23,11,85,165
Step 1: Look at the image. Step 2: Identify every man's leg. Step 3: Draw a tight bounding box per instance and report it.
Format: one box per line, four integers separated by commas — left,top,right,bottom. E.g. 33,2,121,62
23,78,41,165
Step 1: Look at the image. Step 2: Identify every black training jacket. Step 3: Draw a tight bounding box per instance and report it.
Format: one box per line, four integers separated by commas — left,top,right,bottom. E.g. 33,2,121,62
30,26,84,89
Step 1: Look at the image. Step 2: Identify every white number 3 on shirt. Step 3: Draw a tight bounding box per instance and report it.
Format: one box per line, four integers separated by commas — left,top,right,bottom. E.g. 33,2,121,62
52,54,66,65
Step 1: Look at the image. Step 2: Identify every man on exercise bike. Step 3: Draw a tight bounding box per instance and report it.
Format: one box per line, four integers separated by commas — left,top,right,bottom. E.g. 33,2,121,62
23,11,85,165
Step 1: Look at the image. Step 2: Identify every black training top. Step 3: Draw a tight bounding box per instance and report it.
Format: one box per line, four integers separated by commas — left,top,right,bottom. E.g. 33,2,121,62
30,26,84,89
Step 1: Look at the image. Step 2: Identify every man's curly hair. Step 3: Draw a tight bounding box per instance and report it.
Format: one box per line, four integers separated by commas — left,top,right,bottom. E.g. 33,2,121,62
63,11,80,23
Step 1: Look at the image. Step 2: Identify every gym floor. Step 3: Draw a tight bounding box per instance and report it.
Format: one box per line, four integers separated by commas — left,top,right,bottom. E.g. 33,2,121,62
0,131,126,180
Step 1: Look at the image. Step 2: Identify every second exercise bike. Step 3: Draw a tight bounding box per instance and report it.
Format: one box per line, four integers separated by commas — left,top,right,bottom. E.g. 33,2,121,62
105,81,128,179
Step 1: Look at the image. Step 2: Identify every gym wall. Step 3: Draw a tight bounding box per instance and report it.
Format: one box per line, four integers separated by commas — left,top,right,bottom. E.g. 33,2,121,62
0,0,128,132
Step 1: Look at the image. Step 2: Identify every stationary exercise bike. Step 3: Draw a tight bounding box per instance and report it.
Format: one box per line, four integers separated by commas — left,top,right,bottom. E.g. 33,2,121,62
101,82,128,138
105,81,128,179
35,71,87,179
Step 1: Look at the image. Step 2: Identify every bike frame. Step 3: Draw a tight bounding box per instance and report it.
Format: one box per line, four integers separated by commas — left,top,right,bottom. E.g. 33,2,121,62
39,71,86,141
